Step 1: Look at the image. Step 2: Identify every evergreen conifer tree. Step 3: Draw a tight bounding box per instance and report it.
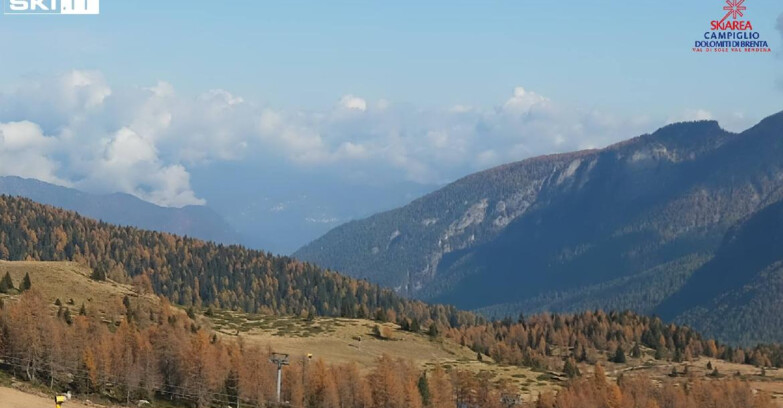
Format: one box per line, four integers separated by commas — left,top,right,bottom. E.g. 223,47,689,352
91,264,107,281
563,358,581,378
417,373,430,406
613,346,627,364
428,323,440,338
631,343,642,358
0,272,13,293
410,318,421,333
654,346,666,361
20,272,31,291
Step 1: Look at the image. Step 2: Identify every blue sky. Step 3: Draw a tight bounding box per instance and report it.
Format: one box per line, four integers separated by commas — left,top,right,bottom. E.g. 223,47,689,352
0,0,782,253
2,0,781,114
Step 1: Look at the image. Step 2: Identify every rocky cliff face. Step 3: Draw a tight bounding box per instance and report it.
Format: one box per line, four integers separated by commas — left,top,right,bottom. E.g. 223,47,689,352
295,112,783,345
296,149,589,295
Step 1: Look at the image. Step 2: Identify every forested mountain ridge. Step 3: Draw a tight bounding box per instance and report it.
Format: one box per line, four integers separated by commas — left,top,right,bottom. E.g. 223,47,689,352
658,197,783,345
4,193,783,365
295,111,783,344
3,272,783,408
2,207,783,405
0,176,242,246
0,195,477,329
295,149,598,293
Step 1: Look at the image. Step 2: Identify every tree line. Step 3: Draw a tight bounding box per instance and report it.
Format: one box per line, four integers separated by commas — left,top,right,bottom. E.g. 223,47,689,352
0,289,518,407
0,195,479,329
0,290,778,408
441,311,783,372
2,195,783,373
535,363,776,408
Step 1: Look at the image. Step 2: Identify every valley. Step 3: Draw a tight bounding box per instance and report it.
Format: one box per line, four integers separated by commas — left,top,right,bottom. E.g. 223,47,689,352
3,260,783,407
3,3,781,407
296,113,783,345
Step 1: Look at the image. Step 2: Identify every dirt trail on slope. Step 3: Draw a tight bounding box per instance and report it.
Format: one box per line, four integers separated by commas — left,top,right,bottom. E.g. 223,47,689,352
0,386,112,408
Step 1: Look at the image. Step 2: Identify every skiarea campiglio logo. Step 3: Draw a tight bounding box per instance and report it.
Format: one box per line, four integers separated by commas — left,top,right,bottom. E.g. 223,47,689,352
693,0,770,53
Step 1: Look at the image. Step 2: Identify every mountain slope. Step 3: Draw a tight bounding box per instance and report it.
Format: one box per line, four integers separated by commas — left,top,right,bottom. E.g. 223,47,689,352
0,176,241,246
657,198,783,345
6,261,783,408
295,112,783,337
0,195,476,328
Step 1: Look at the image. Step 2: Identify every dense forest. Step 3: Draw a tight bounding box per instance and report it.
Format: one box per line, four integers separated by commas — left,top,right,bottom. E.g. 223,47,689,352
0,289,459,407
443,311,783,371
656,197,783,345
535,364,776,408
0,290,778,408
2,195,783,372
0,195,479,329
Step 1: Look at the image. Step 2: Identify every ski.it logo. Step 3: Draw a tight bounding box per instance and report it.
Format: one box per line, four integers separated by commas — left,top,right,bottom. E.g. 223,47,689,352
4,0,99,15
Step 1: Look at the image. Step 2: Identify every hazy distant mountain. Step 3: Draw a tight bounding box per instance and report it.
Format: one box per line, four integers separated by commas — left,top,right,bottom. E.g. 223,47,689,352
295,111,783,343
189,162,438,255
0,176,241,245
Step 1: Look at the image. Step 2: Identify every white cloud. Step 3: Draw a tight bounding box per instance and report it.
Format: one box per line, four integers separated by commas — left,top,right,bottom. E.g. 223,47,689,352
475,149,499,167
664,109,755,133
306,217,339,224
0,72,206,207
146,81,175,98
375,99,391,111
103,127,157,166
0,121,50,151
503,86,550,115
0,121,65,184
335,142,370,160
75,127,206,207
0,71,760,207
259,109,284,133
338,95,367,111
667,109,713,124
450,105,473,113
142,165,204,208
61,70,112,109
200,89,245,107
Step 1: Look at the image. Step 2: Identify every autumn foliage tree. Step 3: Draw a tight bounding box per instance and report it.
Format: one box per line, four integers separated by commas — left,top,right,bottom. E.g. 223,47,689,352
535,364,777,408
0,290,780,408
0,195,478,331
444,310,783,371
2,195,783,374
427,365,453,408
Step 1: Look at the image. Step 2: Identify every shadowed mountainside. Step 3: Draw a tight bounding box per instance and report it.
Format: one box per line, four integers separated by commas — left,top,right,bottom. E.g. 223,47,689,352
296,111,783,344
